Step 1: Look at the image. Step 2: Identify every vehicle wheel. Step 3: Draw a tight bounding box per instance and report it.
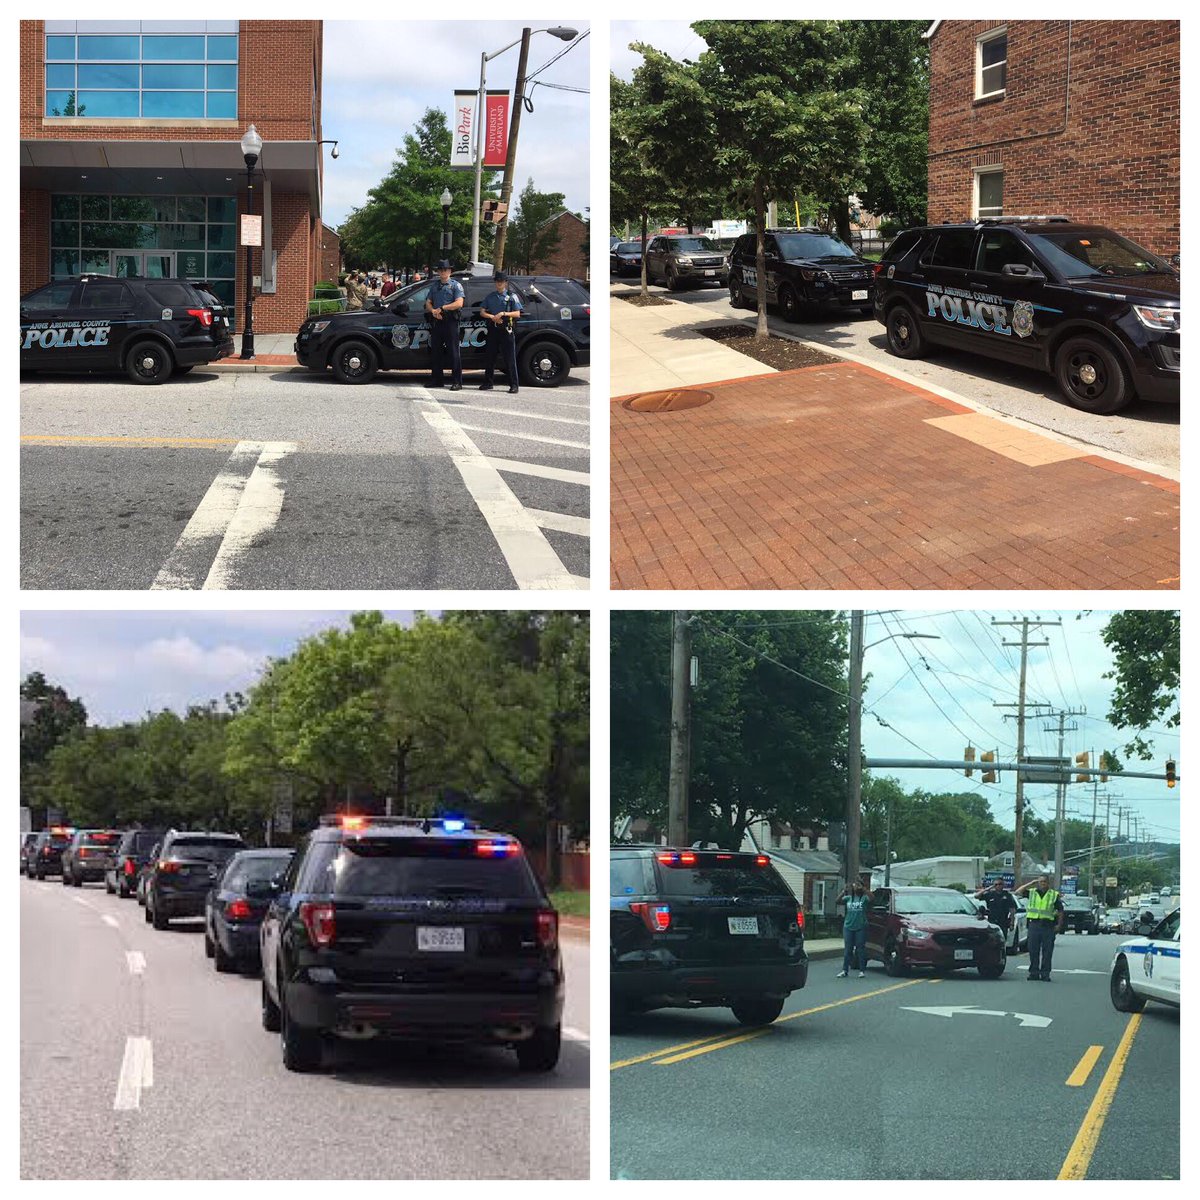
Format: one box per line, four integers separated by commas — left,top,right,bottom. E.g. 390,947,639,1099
36,867,44,880
886,304,927,359
1054,336,1131,414
118,878,131,899
105,876,115,894
1089,926,1100,936
331,339,378,384
137,887,146,907
261,976,282,1032
204,929,215,959
884,940,909,977
61,870,69,886
1110,957,1146,1012
151,901,169,931
73,873,83,887
516,1024,561,1072
126,340,174,385
281,988,323,1072
519,341,570,388
730,282,750,310
213,939,236,974
731,995,786,1026
665,266,680,292
144,901,152,923
978,960,1006,980
778,285,801,323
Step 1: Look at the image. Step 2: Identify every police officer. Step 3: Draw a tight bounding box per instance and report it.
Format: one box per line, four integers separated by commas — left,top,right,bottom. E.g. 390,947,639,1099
479,270,522,393
424,259,465,390
974,877,1018,948
1017,874,1065,981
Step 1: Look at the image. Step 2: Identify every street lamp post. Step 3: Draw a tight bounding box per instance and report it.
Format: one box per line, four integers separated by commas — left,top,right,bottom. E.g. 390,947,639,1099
441,188,452,258
239,124,263,361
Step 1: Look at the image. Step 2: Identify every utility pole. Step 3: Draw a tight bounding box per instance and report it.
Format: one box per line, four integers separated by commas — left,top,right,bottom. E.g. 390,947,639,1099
1087,777,1099,900
667,611,692,848
1042,707,1084,889
993,618,1059,888
846,610,865,888
491,28,532,269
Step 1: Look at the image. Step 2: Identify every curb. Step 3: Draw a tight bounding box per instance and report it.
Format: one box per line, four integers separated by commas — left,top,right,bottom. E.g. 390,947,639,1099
208,361,304,374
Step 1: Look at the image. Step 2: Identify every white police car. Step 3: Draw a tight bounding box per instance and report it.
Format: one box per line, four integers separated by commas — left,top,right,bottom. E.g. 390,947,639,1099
1110,907,1179,1012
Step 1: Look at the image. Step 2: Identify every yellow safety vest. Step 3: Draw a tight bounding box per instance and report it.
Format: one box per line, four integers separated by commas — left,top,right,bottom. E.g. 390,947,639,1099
1027,888,1059,920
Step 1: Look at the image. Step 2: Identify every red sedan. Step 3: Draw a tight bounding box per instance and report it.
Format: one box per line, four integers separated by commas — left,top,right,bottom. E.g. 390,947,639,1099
865,886,1007,979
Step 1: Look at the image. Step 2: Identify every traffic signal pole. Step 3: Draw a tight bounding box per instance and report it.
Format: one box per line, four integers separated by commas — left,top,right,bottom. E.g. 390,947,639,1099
846,610,864,889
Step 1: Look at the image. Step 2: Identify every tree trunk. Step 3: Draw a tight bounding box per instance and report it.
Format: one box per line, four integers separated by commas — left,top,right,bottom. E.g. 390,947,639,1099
639,209,649,298
831,196,852,243
754,178,769,340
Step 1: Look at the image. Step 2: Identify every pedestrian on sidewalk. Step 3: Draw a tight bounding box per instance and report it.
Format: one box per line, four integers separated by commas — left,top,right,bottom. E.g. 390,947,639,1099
974,877,1018,952
1016,874,1064,981
343,272,366,312
836,879,873,978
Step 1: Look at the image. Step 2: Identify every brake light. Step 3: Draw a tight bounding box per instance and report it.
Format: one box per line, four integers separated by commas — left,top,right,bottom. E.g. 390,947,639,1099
755,855,769,866
124,859,136,875
873,262,886,277
795,908,805,931
536,909,558,949
157,860,181,873
78,848,90,858
185,307,213,327
226,898,253,920
300,901,336,947
41,847,52,857
630,901,671,933
716,853,733,860
656,851,697,867
475,840,520,856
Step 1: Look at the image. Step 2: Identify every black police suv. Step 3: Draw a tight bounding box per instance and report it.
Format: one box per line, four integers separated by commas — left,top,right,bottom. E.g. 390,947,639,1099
729,228,875,320
205,848,295,973
610,241,645,278
27,827,72,879
20,275,234,384
611,846,808,1026
644,234,729,290
873,218,1181,414
106,828,166,898
144,830,247,930
294,271,590,387
259,815,564,1073
60,828,122,887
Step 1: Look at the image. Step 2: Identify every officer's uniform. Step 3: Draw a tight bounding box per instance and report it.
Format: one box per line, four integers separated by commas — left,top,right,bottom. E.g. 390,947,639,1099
1025,886,1064,981
480,283,523,392
427,274,465,387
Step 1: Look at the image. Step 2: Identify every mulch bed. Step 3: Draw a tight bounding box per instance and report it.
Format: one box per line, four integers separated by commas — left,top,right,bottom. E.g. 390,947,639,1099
699,324,842,370
614,290,675,307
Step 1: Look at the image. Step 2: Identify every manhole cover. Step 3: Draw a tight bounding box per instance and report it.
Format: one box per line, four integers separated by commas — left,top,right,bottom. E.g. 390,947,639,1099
623,388,714,412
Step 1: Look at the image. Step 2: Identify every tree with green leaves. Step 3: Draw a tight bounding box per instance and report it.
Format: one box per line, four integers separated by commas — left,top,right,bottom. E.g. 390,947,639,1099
1101,610,1180,759
503,180,566,274
20,672,88,802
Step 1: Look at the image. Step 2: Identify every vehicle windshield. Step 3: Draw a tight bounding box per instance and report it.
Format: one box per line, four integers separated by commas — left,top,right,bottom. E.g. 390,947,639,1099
775,233,858,261
616,243,643,254
1063,896,1093,909
669,237,720,253
894,892,979,916
170,837,245,864
1025,231,1174,279
655,864,793,899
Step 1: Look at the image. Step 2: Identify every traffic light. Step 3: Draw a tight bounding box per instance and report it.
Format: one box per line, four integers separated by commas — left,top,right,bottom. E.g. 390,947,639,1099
981,750,996,784
1075,751,1090,784
1166,758,1176,788
964,746,976,777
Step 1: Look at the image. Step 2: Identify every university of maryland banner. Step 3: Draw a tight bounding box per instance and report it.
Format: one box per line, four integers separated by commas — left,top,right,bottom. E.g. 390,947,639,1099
483,90,509,167
450,90,476,169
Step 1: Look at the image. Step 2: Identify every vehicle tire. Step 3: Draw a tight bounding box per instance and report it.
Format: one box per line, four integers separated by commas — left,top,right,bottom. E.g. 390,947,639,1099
151,900,169,931
137,886,146,907
1089,925,1100,936
978,960,1006,980
1110,957,1146,1012
730,995,786,1026
61,870,69,886
516,1024,561,1072
204,929,215,959
126,339,174,385
665,266,680,292
73,873,83,887
330,339,378,384
519,340,571,388
105,876,115,894
261,976,282,1032
730,282,751,310
778,285,801,323
36,867,44,880
118,878,131,899
213,939,236,974
144,901,152,923
280,988,323,1072
884,940,909,977
885,304,927,359
1054,336,1131,414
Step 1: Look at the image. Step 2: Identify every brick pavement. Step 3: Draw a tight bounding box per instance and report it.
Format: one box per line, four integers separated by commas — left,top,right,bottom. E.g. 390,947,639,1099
610,361,1179,590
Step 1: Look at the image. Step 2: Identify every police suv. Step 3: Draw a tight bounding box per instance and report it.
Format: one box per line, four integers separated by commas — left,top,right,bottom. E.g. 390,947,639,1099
1110,907,1179,1012
873,217,1180,414
729,228,876,321
20,276,234,384
294,270,590,387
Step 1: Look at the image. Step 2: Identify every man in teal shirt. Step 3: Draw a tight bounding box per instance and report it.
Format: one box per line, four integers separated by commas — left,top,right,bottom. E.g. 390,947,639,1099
837,880,874,977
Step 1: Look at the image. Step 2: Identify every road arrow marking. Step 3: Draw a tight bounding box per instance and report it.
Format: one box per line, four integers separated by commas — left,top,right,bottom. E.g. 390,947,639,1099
102,914,120,928
113,1036,154,1110
901,1004,1052,1028
125,951,146,975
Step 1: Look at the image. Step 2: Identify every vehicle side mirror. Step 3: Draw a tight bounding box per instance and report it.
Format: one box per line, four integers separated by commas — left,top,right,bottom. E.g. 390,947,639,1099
1001,263,1043,277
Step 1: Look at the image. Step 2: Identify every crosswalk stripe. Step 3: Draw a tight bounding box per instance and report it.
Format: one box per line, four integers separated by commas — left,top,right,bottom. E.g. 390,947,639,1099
455,423,589,449
454,404,589,427
486,457,589,485
527,508,590,537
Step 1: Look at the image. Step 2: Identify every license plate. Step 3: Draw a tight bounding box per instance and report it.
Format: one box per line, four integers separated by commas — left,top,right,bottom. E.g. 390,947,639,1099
954,949,974,961
727,916,760,935
852,289,869,301
704,269,716,276
417,926,465,952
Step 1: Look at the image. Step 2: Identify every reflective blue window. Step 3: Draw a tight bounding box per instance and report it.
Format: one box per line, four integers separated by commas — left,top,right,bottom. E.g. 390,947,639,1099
206,65,237,90
50,248,81,278
207,36,238,60
45,36,75,60
46,64,75,89
78,63,140,90
143,64,206,90
143,91,205,118
77,35,139,60
142,36,206,60
206,92,236,118
76,91,140,118
45,91,79,116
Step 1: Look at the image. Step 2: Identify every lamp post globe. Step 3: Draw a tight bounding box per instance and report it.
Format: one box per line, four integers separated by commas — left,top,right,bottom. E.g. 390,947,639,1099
239,124,263,360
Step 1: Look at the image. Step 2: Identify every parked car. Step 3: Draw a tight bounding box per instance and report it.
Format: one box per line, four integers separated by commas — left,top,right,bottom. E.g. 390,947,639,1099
144,830,247,930
610,845,808,1026
610,241,645,278
1062,894,1101,934
260,815,563,1073
1103,907,1135,934
20,832,39,875
60,829,122,887
205,849,295,973
645,233,730,291
136,841,161,906
1111,908,1180,1012
27,827,73,879
106,828,166,898
866,886,1007,978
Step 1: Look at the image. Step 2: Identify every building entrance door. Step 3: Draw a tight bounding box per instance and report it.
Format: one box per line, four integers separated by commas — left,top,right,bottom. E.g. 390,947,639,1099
112,251,176,279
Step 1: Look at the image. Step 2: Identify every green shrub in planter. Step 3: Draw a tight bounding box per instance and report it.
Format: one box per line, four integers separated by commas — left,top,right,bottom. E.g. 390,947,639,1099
307,298,343,316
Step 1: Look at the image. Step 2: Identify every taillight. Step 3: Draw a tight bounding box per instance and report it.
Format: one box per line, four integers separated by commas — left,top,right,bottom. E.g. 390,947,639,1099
630,902,671,933
795,908,805,931
78,848,89,857
227,898,253,920
656,851,696,866
124,860,136,875
185,307,213,327
157,860,181,873
300,901,336,947
536,909,558,950
475,840,520,856
755,855,769,866
41,847,52,857
873,262,886,277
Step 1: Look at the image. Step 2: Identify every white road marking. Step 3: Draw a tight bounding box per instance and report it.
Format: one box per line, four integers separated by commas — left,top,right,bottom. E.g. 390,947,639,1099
901,1004,1052,1028
454,423,589,450
419,402,582,590
150,440,296,590
486,457,589,486
1018,965,1106,975
102,914,120,929
454,404,589,427
71,895,94,908
569,574,589,587
563,1026,590,1042
527,508,590,537
113,1036,154,1111
125,951,146,975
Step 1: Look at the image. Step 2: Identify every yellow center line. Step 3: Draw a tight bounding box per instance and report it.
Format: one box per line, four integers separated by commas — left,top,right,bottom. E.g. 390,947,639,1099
610,1029,737,1071
21,434,242,446
655,1025,774,1064
1065,1044,1105,1087
1058,1014,1142,1179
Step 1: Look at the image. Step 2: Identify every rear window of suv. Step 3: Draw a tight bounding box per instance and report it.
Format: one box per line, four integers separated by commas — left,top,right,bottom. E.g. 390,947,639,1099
145,282,200,308
655,861,794,899
168,836,245,863
526,279,589,307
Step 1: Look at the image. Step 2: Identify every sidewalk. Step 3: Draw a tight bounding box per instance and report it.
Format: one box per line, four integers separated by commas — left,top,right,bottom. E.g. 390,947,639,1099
209,332,303,373
610,297,1180,591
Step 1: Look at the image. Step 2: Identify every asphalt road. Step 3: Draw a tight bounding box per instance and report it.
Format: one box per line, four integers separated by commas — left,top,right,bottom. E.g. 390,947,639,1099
610,931,1178,1180
614,278,1179,471
21,873,589,1179
20,366,590,590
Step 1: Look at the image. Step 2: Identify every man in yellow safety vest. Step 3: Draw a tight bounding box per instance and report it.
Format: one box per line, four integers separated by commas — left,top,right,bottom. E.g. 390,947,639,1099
1016,874,1064,982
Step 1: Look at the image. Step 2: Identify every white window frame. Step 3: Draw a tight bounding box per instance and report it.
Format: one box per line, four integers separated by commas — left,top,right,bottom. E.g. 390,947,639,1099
973,166,1004,219
975,26,1008,101
813,879,827,914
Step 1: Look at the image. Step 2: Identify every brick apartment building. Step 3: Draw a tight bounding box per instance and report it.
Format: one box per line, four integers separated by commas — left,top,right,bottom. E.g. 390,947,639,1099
519,210,589,280
925,20,1180,257
20,19,329,333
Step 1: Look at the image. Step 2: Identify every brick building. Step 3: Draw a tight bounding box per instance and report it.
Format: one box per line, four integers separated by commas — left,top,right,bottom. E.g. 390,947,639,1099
318,222,341,284
20,19,329,333
522,210,588,280
925,20,1180,257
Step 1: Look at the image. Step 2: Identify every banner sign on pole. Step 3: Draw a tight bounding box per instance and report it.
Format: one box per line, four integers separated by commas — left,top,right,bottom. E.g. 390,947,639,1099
450,90,476,169
483,90,509,167
240,214,262,247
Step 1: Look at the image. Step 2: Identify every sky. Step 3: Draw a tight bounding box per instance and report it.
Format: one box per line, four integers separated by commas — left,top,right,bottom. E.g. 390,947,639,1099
610,20,710,82
320,20,590,228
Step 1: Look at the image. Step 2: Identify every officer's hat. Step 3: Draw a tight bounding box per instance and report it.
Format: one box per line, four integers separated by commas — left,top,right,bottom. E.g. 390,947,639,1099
435,259,453,271
493,270,508,282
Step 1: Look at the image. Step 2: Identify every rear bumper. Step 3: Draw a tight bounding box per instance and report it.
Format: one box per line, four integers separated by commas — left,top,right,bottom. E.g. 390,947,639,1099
175,337,235,367
154,890,208,917
216,919,264,961
612,953,809,1006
